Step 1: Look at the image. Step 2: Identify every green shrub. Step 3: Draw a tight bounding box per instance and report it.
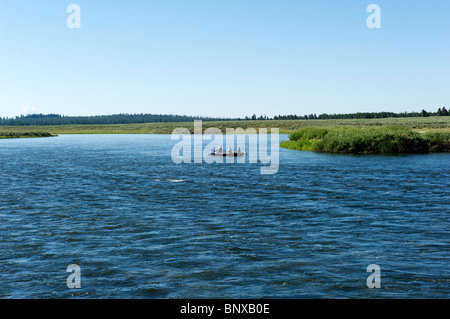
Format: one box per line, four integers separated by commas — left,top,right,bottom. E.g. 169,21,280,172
422,132,450,152
283,126,449,154
289,127,330,141
0,131,56,138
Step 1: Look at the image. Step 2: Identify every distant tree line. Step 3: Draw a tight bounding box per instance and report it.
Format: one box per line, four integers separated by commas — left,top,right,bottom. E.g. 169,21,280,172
0,107,448,126
271,107,448,120
0,113,233,126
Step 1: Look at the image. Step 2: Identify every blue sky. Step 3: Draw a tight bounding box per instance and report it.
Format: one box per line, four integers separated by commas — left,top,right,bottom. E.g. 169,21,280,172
0,0,449,118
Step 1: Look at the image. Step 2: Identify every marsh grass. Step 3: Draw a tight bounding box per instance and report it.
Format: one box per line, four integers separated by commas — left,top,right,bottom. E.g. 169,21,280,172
0,131,57,139
282,126,450,154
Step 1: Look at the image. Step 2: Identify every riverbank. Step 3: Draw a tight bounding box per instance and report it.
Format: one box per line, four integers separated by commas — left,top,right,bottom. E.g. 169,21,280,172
1,117,449,135
280,126,450,154
0,132,58,139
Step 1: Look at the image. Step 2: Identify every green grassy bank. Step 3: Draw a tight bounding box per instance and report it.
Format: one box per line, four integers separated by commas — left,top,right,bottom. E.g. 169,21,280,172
0,132,58,139
281,126,450,154
1,117,449,135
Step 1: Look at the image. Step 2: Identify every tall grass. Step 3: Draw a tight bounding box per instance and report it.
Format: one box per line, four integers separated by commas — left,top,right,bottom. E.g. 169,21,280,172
282,126,450,154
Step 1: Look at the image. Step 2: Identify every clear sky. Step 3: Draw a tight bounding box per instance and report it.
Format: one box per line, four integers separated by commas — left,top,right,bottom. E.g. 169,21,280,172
0,0,449,118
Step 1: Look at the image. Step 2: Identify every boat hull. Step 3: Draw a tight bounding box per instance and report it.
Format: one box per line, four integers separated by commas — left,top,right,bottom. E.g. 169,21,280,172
212,152,245,157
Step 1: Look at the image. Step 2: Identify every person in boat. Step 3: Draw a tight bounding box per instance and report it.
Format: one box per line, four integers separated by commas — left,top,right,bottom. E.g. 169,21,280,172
226,146,233,155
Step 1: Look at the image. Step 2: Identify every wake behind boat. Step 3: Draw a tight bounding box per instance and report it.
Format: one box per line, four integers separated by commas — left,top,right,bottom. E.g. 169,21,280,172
210,145,245,157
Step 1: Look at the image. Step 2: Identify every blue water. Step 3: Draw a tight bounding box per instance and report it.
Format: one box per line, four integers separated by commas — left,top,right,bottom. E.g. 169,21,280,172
0,134,448,298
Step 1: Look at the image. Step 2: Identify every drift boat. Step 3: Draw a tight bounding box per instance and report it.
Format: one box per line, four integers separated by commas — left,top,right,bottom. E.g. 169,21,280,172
210,146,245,157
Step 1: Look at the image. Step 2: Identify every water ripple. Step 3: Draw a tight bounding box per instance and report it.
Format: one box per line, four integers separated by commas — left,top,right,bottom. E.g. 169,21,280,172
0,135,448,298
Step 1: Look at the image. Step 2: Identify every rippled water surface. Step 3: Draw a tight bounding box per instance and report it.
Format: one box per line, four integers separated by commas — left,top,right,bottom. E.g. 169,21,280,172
0,134,448,298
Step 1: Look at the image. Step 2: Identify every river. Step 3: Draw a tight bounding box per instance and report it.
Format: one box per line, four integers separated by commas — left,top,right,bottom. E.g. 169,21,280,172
0,134,448,298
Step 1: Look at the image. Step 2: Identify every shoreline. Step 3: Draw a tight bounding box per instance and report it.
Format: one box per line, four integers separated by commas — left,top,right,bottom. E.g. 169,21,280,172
0,132,58,139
